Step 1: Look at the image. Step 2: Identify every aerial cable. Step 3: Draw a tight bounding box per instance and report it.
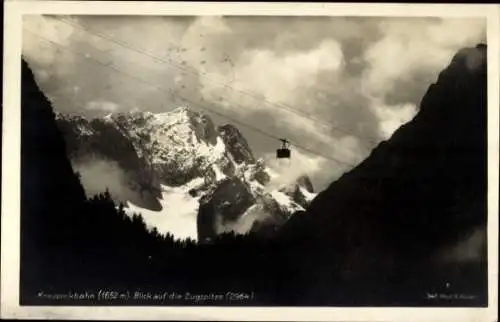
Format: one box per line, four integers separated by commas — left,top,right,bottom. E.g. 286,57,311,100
50,16,380,146
24,28,362,169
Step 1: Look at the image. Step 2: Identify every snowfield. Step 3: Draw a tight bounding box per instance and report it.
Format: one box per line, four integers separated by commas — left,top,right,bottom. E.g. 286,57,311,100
124,181,202,241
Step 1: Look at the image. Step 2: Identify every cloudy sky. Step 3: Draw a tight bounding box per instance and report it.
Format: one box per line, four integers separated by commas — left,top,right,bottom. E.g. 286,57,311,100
22,15,486,191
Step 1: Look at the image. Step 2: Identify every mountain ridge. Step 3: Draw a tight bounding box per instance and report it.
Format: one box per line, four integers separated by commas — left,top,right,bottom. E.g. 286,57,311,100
56,107,317,241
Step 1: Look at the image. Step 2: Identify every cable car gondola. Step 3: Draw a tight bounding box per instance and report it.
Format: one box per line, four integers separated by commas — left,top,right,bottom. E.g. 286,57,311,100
276,138,291,159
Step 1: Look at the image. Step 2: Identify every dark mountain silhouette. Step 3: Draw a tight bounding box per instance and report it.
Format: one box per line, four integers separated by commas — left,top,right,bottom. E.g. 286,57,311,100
278,44,488,305
20,57,88,296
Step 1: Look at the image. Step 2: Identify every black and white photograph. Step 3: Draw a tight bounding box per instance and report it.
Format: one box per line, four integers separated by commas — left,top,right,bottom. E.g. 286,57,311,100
1,2,499,321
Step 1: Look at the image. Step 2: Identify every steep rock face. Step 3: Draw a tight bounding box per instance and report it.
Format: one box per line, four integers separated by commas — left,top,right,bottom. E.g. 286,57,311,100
57,107,317,240
279,44,487,302
198,177,256,241
279,175,316,209
250,191,305,234
296,175,314,193
218,124,256,164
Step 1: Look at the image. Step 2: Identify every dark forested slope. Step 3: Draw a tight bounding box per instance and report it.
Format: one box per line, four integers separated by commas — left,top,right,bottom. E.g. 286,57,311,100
279,44,488,305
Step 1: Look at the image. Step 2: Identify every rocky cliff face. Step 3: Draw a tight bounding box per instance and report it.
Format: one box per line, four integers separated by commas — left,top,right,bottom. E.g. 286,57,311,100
56,107,316,241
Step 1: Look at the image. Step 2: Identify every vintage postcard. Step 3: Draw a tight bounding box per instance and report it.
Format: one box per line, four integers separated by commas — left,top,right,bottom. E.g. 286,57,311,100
1,1,499,321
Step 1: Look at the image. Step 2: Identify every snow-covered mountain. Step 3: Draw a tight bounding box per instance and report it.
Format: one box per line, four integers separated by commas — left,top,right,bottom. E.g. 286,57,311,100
56,106,317,241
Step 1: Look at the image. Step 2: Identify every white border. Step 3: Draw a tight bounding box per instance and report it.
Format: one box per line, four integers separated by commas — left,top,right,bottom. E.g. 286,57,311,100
2,2,499,321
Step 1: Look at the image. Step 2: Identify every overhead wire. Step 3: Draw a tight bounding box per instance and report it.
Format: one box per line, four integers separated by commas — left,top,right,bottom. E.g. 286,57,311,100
50,15,380,145
23,28,367,167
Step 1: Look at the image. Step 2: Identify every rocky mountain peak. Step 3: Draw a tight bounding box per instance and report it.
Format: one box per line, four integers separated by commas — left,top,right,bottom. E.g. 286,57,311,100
277,174,316,209
56,105,318,241
296,174,314,193
218,124,256,164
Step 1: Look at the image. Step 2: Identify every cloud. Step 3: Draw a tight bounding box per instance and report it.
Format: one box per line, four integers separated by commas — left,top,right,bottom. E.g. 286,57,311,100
373,102,418,139
361,17,485,139
440,227,486,263
22,15,77,89
362,18,486,99
215,205,263,236
86,100,119,112
23,15,196,115
72,157,139,202
22,15,487,191
23,15,74,66
264,149,329,190
200,39,344,107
